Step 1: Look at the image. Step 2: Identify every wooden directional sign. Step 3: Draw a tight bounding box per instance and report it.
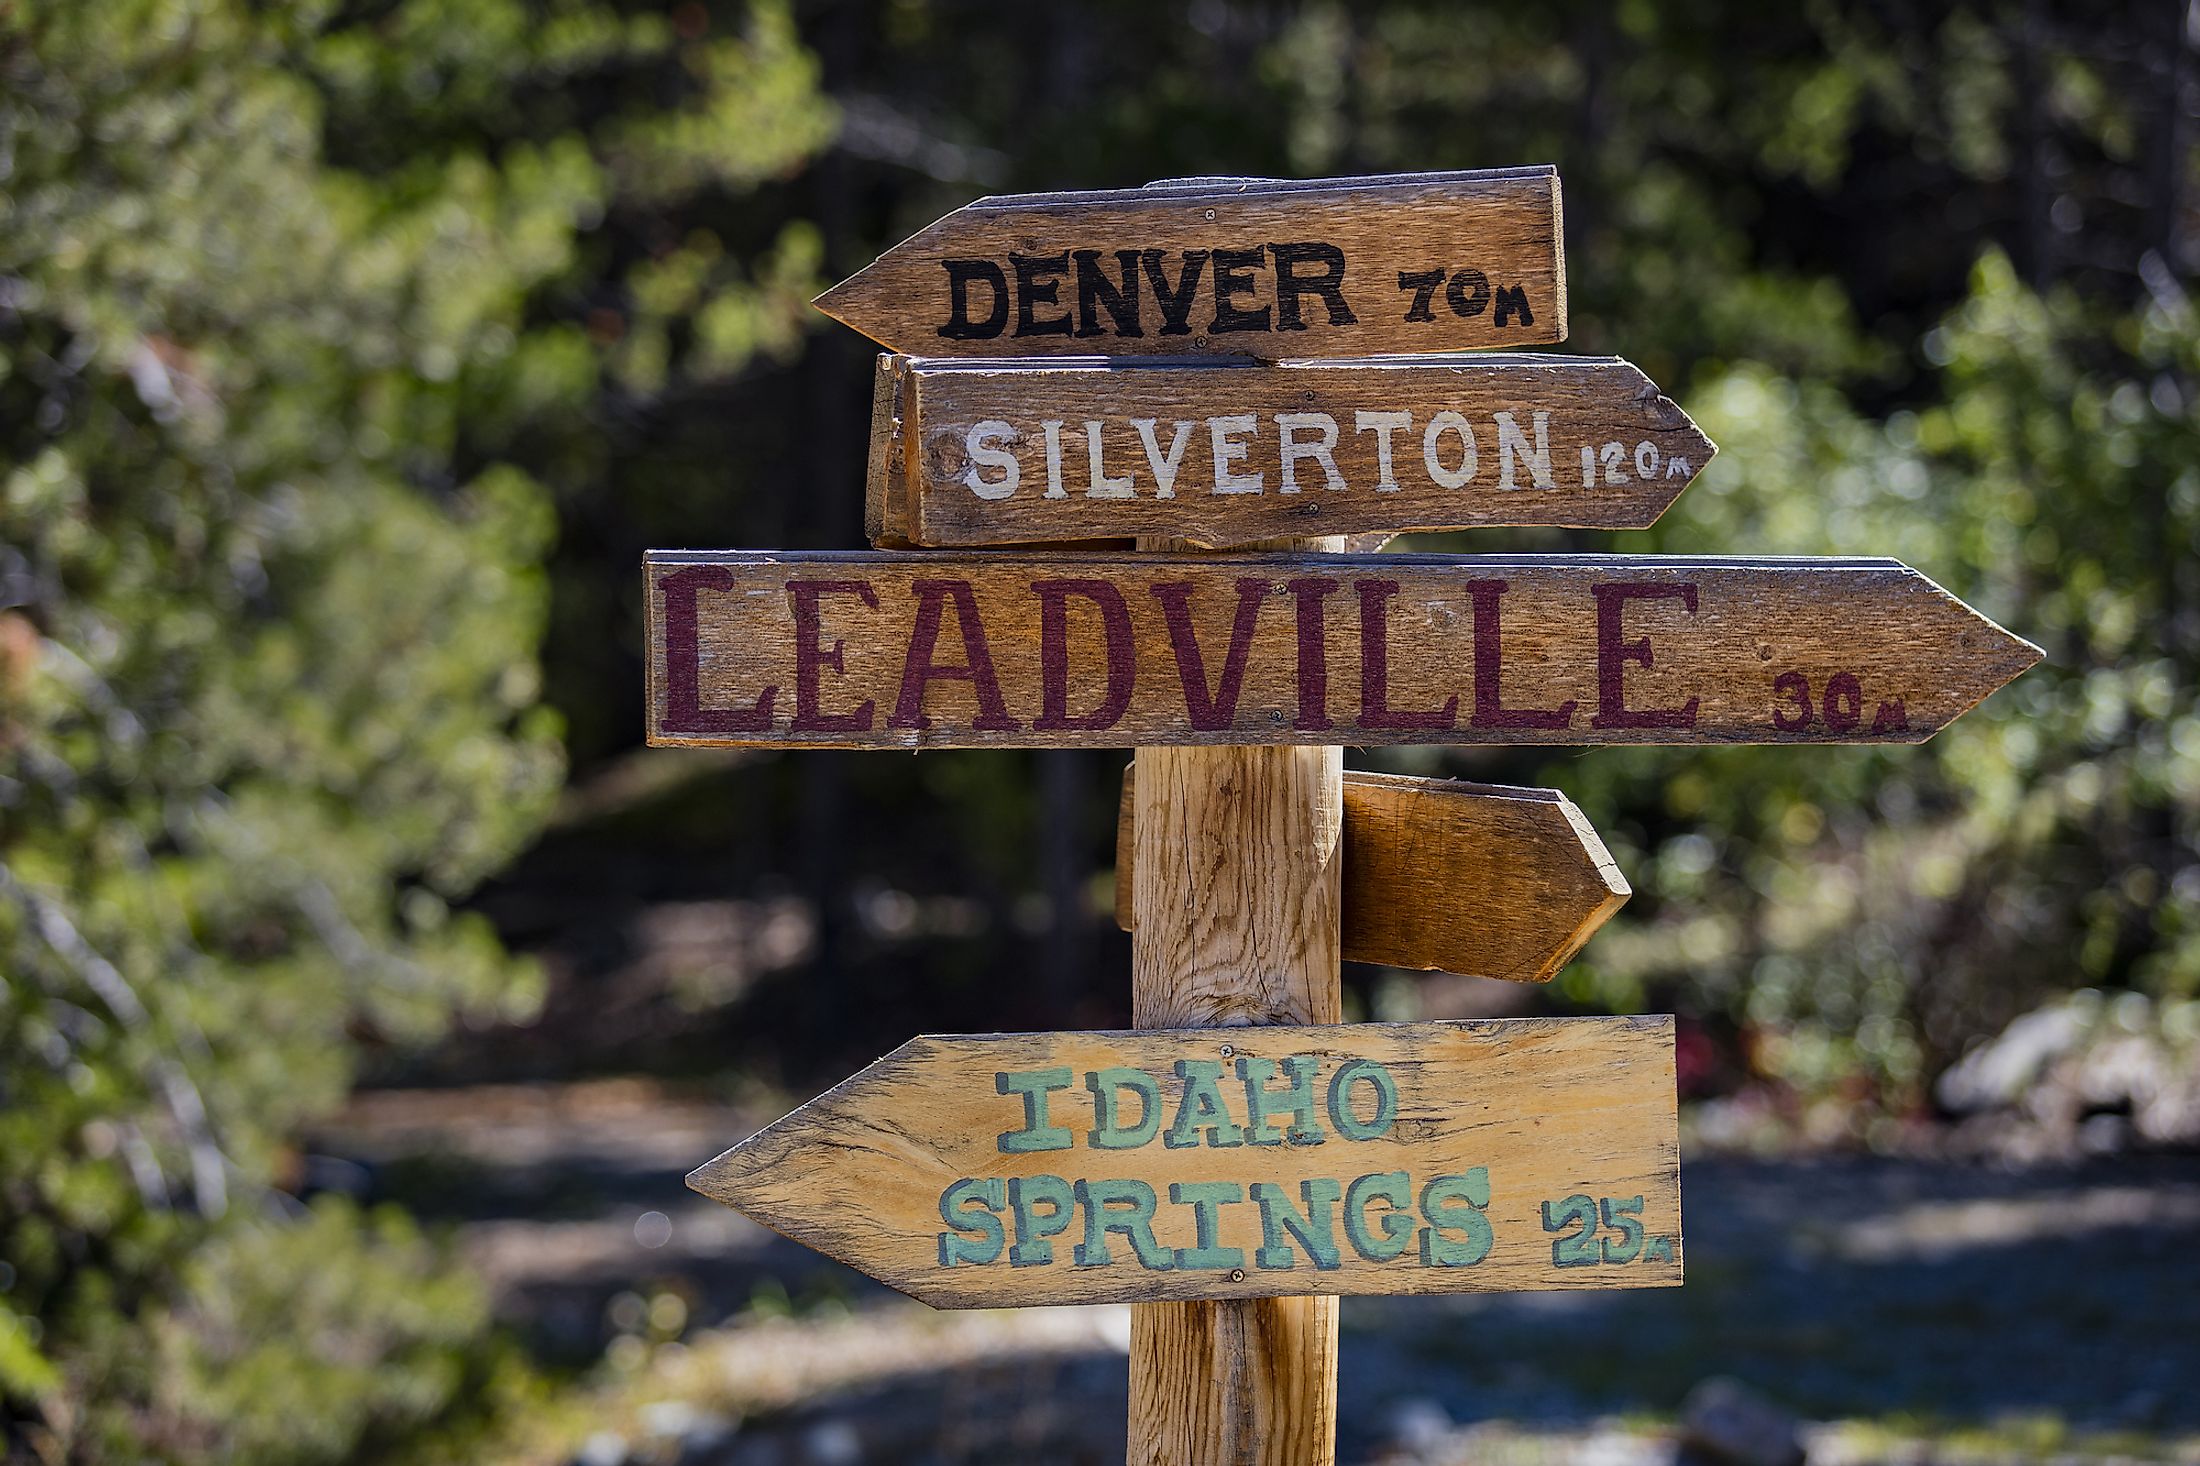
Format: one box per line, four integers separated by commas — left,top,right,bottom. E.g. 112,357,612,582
816,169,1566,361
868,354,1712,548
1114,770,1627,983
646,550,2041,750
689,1017,1679,1308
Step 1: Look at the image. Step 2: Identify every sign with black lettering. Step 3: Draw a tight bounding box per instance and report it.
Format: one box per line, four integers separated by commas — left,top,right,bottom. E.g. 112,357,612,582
643,550,2041,750
688,1017,1681,1308
868,354,1712,547
815,169,1566,360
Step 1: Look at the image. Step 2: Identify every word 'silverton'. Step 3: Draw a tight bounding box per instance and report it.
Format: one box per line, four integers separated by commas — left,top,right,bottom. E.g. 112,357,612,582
872,355,1714,546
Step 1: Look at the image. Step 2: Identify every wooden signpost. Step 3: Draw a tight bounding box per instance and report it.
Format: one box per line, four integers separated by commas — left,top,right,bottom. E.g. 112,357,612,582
869,353,1713,547
690,1017,1680,1309
647,551,2039,751
661,165,2041,1465
1114,770,1629,984
815,168,1566,361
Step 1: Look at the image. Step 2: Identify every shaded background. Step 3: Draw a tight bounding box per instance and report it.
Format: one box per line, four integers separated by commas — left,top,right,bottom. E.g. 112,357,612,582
2,2,2197,1463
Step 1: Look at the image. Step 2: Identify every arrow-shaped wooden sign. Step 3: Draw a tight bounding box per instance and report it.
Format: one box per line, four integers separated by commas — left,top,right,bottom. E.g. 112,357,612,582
689,1017,1679,1308
1115,769,1626,983
646,551,2040,750
816,169,1566,360
869,354,1712,547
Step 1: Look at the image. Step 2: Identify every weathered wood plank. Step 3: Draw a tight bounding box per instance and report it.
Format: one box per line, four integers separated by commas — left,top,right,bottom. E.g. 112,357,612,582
644,550,2041,749
1126,529,1347,1461
863,349,906,546
869,353,1711,547
815,169,1566,360
687,1017,1682,1310
1128,659,1345,1461
1114,768,1629,983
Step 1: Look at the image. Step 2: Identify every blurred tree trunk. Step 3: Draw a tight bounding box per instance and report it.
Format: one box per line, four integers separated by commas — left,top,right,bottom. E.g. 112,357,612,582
797,0,863,1003
1039,750,1085,1019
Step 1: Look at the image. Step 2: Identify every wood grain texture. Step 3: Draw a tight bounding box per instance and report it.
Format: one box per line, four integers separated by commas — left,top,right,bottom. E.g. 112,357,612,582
862,349,904,546
1115,768,1630,983
1128,526,1345,1465
643,550,2042,750
868,353,1712,547
814,168,1566,360
683,1016,1683,1310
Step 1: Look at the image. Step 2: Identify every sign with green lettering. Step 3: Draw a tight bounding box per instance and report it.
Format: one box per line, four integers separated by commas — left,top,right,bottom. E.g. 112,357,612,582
687,1016,1680,1308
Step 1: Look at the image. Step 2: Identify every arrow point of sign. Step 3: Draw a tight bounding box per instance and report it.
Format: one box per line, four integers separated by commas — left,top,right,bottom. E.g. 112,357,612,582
1619,358,1718,463
1906,571,2043,735
814,208,973,351
811,269,876,344
686,1135,766,1213
1117,770,1629,982
1606,357,1717,526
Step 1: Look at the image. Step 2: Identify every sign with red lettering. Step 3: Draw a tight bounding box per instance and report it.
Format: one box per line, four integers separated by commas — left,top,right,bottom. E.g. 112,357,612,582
815,169,1566,361
644,550,2040,750
868,354,1713,547
688,1017,1680,1308
1115,770,1628,983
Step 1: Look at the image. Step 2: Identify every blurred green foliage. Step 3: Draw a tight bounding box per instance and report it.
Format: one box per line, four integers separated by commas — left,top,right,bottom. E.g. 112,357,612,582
0,0,826,1458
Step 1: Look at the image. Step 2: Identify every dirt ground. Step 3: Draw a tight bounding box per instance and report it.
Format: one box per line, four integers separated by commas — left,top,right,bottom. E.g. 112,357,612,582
309,1079,2200,1465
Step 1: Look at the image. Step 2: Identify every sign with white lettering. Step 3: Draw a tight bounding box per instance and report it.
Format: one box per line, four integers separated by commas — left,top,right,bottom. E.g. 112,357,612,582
688,1017,1681,1308
644,551,2041,750
815,169,1566,360
869,354,1712,547
1115,770,1628,983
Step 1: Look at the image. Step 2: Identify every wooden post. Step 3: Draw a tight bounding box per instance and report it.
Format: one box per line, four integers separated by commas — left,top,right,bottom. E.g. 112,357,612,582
1129,533,1346,1466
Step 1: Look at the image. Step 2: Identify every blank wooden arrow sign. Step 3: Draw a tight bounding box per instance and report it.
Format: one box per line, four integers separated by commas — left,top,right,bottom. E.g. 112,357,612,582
869,354,1712,547
688,1017,1679,1308
645,550,2041,750
1113,769,1628,983
816,168,1566,361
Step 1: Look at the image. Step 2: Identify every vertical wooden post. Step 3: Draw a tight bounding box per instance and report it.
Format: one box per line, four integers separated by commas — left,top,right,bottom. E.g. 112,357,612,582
1129,533,1347,1466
